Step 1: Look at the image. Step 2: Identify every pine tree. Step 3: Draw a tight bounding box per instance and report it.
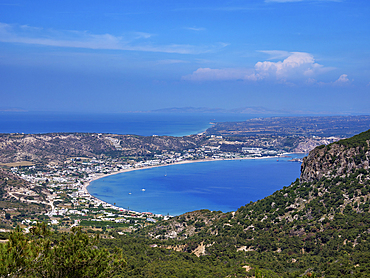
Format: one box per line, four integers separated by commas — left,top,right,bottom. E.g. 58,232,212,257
0,223,126,277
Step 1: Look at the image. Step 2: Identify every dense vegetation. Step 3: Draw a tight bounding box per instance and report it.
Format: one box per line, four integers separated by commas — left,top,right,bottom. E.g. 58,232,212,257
127,131,370,277
128,169,370,277
335,129,370,149
0,223,125,278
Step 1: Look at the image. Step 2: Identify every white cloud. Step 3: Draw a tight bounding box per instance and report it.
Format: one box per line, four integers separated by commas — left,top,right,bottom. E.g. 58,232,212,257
305,78,317,85
0,22,226,54
246,52,329,82
183,51,332,83
157,59,189,64
304,74,351,86
182,68,252,81
185,27,206,31
132,32,153,39
333,74,351,86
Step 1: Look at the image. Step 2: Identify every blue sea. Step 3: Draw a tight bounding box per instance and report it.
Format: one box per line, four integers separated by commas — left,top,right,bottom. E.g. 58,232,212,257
88,155,305,215
1,111,306,215
0,111,263,137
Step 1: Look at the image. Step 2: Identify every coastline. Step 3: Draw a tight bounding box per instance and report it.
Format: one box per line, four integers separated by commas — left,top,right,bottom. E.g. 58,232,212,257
83,153,301,214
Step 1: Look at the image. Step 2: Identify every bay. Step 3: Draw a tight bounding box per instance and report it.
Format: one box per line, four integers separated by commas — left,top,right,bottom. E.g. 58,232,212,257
1,111,306,215
88,154,305,216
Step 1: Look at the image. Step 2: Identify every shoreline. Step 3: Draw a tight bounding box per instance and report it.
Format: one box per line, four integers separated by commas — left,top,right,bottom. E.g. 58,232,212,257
83,153,303,214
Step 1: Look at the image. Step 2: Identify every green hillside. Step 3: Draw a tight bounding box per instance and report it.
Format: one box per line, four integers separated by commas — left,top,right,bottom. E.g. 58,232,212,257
335,129,370,149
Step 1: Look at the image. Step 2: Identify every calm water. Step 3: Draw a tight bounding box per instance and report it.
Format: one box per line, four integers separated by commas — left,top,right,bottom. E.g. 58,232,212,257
88,154,305,215
0,112,262,136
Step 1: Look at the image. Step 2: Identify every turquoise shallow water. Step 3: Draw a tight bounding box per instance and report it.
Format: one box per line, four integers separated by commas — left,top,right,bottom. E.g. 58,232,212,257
88,154,305,215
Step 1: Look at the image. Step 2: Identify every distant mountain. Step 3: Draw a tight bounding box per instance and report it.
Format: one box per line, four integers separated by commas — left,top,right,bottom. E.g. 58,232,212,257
148,106,353,115
150,106,290,114
150,107,229,113
0,107,27,112
229,106,287,114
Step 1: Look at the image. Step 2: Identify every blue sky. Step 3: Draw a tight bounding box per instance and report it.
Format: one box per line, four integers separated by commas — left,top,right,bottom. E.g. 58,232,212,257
0,0,369,114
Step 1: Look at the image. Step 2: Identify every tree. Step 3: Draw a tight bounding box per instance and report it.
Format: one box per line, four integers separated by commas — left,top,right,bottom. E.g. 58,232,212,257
0,223,125,277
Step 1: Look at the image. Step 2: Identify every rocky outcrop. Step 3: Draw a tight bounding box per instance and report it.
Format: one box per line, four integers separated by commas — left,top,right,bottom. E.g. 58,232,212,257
0,133,114,164
293,137,339,153
300,130,370,183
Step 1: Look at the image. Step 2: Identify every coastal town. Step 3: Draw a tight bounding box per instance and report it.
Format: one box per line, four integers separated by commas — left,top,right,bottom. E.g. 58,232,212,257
0,130,342,234
3,137,299,234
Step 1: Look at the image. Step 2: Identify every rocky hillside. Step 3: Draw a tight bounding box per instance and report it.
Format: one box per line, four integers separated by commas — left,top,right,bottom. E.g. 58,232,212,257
0,168,50,229
0,133,205,165
300,129,370,182
0,133,112,164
